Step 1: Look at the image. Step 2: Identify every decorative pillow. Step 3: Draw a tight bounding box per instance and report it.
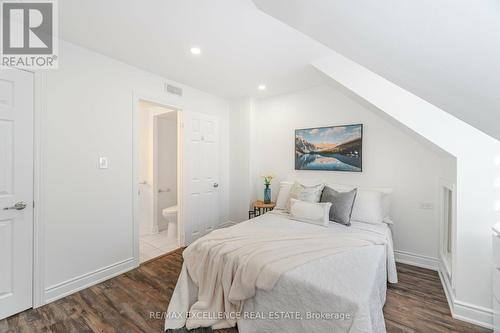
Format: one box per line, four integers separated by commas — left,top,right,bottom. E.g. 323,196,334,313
326,183,392,224
275,182,293,210
320,186,357,226
350,189,384,224
289,198,331,227
287,181,325,211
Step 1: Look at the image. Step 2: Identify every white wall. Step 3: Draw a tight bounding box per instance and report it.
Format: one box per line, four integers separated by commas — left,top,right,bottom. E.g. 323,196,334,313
157,114,178,231
41,41,230,302
313,52,500,327
232,85,456,265
228,99,253,222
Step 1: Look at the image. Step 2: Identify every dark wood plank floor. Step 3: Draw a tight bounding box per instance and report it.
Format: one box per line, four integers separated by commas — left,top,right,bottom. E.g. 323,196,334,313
0,249,492,333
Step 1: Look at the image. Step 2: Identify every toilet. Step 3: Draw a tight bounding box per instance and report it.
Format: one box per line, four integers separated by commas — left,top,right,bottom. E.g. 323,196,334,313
162,205,177,242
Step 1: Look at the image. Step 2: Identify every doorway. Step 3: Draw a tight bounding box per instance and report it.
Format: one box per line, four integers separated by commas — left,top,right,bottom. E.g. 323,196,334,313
137,99,181,263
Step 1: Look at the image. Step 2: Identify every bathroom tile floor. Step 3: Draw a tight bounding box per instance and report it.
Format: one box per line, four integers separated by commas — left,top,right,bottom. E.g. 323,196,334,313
140,230,178,263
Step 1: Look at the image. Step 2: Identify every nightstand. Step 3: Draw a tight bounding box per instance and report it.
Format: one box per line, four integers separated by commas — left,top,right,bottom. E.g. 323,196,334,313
249,200,276,219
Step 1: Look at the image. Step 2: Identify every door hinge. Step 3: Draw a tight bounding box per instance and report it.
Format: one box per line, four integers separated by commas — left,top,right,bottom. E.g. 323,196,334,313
33,201,35,208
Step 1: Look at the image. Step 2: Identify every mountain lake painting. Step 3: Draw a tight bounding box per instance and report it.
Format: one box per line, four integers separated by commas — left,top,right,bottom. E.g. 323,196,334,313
295,124,363,172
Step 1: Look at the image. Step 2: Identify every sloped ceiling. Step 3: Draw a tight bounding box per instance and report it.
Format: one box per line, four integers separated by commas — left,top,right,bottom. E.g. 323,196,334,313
253,0,500,140
59,0,332,99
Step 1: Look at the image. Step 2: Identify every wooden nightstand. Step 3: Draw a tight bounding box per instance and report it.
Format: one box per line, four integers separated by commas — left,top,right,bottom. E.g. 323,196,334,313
249,200,276,219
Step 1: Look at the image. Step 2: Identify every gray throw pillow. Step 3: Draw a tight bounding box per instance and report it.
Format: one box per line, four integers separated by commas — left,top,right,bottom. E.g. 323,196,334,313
320,186,358,226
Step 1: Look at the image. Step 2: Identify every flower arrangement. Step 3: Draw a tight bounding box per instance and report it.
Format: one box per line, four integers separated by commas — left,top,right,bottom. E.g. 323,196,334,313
262,174,274,186
261,174,275,204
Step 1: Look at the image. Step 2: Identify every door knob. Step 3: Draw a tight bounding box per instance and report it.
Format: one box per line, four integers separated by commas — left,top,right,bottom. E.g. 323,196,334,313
3,201,27,211
213,183,219,188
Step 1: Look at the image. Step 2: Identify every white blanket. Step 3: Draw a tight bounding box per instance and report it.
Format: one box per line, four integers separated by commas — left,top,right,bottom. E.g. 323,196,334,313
165,212,398,332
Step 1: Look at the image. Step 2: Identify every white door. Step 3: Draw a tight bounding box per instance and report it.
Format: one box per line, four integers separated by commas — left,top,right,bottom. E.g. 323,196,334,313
0,69,34,319
184,112,219,244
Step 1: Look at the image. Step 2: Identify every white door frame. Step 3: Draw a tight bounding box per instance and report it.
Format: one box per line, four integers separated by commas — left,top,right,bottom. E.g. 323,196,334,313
32,70,45,308
132,92,185,266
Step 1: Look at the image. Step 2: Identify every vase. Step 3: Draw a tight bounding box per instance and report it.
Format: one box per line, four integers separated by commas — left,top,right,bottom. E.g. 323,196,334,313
264,184,271,204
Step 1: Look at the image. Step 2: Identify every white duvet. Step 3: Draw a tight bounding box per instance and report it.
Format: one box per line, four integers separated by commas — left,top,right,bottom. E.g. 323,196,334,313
165,211,397,333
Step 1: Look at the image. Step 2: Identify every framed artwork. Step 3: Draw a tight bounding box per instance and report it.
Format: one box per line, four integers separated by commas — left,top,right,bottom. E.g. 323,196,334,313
295,124,363,172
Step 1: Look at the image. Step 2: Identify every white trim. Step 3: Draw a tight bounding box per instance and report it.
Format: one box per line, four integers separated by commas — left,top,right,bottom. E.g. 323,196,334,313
394,250,438,271
453,301,493,330
133,94,140,267
438,178,457,288
32,71,46,308
44,258,136,304
437,263,493,329
438,259,455,315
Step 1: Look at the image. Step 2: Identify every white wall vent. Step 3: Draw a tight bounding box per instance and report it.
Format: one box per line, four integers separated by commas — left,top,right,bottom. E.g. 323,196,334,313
165,83,183,96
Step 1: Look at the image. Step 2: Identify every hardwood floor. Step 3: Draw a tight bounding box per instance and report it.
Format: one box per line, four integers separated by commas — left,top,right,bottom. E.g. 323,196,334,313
0,249,492,333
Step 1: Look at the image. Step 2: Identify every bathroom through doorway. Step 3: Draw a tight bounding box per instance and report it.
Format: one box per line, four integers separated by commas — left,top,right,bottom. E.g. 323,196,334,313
137,99,180,263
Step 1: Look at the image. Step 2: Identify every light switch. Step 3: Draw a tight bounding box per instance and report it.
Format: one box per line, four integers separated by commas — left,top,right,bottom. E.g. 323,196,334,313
99,157,109,169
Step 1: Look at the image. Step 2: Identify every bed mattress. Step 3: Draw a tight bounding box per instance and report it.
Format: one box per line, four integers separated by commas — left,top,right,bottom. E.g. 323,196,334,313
165,211,397,333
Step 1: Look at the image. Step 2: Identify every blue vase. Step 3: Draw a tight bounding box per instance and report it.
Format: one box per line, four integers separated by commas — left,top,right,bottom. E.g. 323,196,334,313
264,184,271,204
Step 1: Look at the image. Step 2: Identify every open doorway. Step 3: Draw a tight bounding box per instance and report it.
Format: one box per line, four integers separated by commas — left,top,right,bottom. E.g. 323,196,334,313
137,100,180,263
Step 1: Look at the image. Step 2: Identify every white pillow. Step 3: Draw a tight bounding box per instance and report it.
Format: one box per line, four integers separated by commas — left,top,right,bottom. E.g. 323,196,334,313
287,181,325,211
289,198,332,227
351,190,384,224
275,182,293,210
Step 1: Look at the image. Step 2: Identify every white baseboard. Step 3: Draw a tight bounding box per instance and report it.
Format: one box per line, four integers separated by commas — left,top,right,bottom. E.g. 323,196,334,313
453,300,493,329
394,250,438,271
437,260,493,329
396,252,493,329
44,258,137,304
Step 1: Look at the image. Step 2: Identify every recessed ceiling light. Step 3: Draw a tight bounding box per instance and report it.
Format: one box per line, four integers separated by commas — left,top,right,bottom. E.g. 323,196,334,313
190,47,201,55
258,84,266,91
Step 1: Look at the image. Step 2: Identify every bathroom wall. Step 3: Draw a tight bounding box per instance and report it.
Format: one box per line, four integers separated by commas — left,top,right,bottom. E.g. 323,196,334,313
138,102,175,235
156,113,178,231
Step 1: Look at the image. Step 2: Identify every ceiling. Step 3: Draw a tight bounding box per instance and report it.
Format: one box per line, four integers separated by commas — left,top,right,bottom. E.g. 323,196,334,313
59,0,332,99
253,0,500,140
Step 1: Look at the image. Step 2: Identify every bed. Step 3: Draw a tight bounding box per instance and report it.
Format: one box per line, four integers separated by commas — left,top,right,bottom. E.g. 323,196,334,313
165,210,397,333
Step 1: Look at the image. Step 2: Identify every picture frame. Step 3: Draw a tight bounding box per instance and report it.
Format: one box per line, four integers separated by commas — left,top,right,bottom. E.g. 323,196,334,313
295,124,363,172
